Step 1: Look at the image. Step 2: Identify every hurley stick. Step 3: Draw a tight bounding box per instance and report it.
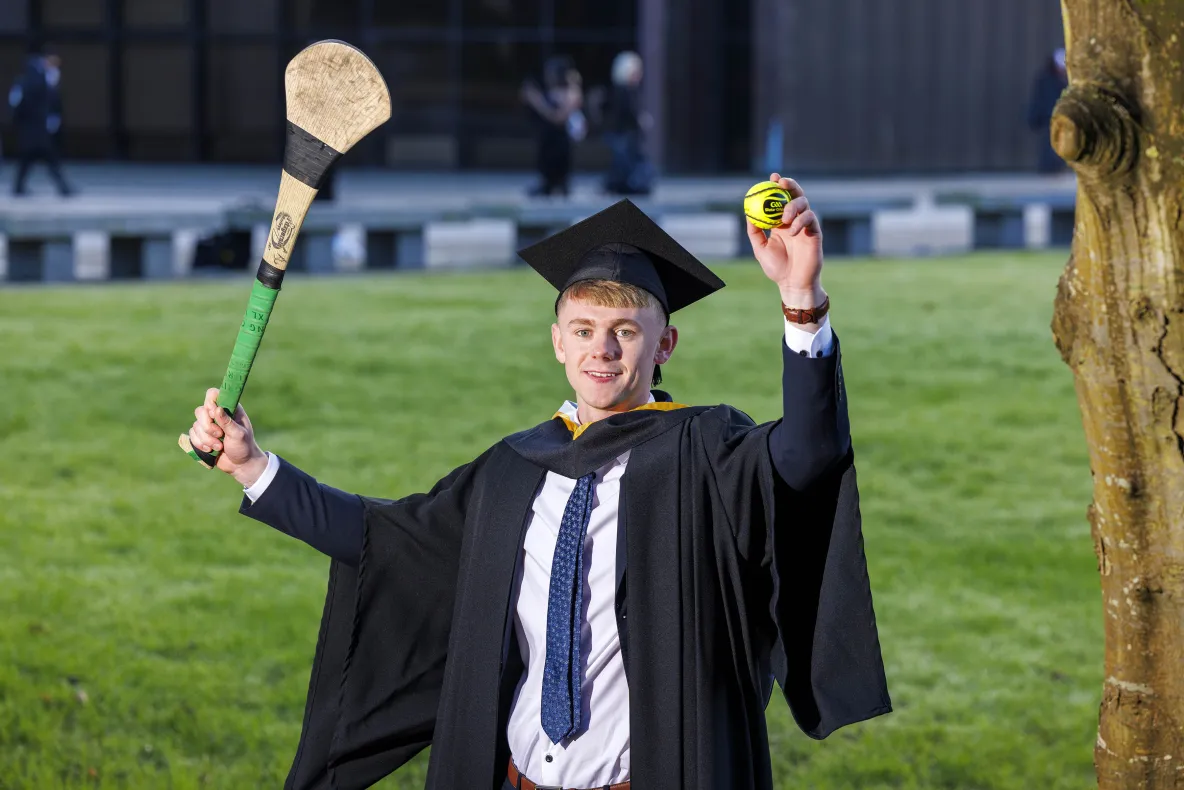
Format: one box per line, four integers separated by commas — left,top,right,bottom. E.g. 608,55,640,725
179,40,391,468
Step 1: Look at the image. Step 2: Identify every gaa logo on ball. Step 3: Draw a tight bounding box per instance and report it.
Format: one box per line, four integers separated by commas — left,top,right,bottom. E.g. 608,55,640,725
743,180,792,230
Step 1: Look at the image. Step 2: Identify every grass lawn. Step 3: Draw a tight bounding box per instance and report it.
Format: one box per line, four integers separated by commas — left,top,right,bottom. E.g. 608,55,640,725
0,251,1100,789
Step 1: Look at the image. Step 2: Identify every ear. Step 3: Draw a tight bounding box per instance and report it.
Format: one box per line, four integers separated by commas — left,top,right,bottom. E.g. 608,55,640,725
551,322,566,364
655,325,678,365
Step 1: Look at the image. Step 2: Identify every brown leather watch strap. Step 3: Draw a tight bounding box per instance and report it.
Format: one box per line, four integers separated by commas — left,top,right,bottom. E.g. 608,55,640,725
782,295,830,325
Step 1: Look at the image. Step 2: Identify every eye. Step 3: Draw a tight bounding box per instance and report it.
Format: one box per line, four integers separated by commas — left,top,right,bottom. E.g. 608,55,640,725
575,329,591,338
617,329,635,338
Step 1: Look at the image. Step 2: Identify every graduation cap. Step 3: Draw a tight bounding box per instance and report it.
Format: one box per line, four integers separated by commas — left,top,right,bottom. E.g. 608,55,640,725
517,199,726,317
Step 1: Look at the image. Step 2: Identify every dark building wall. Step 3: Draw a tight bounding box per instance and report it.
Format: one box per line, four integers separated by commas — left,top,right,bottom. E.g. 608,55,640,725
0,0,636,169
752,0,1066,175
652,0,752,174
0,0,1065,174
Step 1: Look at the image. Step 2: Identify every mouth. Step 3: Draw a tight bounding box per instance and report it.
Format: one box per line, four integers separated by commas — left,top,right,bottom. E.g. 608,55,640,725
583,370,623,383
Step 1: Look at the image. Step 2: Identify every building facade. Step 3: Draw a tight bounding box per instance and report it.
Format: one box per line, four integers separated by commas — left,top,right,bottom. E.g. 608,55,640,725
0,0,1064,174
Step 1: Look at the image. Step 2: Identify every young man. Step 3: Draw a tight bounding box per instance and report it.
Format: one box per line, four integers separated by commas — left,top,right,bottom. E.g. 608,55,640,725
187,176,890,790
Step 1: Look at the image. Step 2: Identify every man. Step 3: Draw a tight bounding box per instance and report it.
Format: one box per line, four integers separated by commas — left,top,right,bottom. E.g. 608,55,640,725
187,176,890,789
602,51,653,197
8,48,74,197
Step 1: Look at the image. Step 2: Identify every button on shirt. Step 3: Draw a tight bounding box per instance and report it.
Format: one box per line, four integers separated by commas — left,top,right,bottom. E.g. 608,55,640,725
243,316,835,786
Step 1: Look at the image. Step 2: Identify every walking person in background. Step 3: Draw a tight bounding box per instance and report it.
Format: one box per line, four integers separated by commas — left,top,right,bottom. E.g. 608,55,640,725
8,47,74,197
1026,47,1070,174
602,51,653,196
521,55,583,198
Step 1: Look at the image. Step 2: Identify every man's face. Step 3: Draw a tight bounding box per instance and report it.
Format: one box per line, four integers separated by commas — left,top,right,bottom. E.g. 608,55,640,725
552,296,677,416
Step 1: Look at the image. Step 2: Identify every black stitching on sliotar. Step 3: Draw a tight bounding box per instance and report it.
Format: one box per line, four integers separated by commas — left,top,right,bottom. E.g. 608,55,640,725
283,121,342,189
256,259,286,290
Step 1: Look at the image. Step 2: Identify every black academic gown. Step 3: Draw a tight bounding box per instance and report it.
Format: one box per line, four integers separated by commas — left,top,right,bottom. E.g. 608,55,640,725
242,336,891,790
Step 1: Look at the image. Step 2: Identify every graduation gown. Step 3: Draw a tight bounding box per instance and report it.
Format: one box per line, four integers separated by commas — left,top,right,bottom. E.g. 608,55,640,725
244,338,891,790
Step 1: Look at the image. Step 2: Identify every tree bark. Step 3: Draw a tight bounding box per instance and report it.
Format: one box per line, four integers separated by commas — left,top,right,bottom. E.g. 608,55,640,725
1051,2,1184,787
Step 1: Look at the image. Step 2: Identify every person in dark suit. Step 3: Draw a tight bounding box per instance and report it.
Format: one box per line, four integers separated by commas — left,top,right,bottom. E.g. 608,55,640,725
184,181,890,790
1027,48,1070,174
521,56,583,198
8,48,74,197
602,51,653,196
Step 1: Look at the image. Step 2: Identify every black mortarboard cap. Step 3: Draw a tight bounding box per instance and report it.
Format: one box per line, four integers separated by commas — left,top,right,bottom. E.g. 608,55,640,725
517,199,726,316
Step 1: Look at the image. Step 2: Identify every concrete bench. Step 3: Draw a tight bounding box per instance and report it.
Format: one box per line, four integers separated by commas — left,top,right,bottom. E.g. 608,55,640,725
700,197,910,257
940,192,1077,250
0,210,222,282
472,199,637,253
224,203,463,273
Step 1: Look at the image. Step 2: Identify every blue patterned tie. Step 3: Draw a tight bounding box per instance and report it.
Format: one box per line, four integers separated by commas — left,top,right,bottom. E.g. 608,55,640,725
541,472,597,744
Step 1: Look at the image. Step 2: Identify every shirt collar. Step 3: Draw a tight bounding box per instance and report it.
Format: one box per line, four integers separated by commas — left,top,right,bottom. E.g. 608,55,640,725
558,392,657,427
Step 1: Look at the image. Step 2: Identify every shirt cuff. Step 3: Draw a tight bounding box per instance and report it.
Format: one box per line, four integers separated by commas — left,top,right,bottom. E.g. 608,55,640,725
784,314,834,358
243,452,280,503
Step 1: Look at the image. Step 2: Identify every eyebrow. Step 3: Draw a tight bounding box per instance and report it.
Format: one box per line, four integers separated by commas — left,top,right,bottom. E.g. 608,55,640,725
566,317,642,328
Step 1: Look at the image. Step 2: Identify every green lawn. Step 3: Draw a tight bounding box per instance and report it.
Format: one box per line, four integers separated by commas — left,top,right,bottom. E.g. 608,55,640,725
0,251,1100,789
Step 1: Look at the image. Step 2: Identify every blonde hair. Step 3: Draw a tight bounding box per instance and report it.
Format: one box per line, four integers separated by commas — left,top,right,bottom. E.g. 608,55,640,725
557,278,665,319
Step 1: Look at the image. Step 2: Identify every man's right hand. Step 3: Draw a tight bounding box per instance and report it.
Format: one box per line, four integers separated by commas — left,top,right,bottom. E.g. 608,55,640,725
188,388,269,487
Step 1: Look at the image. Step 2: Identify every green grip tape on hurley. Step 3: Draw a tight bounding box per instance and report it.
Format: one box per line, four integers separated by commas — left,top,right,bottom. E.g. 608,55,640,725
217,279,280,413
183,279,280,467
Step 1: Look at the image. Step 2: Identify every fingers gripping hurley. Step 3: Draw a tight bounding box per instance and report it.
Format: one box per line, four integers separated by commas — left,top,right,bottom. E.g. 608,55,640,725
178,40,391,468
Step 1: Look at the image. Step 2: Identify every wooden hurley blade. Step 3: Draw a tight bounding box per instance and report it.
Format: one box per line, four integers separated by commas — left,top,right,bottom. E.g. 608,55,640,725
262,40,393,274
286,40,392,155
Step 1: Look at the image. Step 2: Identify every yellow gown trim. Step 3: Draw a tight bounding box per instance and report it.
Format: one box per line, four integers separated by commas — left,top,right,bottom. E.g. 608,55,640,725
554,400,690,440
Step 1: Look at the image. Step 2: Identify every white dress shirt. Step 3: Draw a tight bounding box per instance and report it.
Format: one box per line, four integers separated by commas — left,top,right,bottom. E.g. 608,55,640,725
243,316,834,786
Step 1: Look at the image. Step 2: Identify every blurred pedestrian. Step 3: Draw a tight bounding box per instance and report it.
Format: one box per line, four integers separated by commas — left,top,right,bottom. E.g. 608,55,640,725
521,55,583,198
1026,47,1069,174
8,47,74,197
602,51,653,196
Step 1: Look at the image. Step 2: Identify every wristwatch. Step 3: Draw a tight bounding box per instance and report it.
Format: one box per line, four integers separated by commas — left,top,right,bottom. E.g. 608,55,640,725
782,295,830,325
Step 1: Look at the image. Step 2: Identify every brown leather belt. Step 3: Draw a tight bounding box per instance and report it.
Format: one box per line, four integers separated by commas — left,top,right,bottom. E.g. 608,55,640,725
508,759,630,790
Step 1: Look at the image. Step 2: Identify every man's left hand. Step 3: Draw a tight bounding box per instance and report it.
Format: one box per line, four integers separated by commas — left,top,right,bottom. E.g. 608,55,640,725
745,173,827,316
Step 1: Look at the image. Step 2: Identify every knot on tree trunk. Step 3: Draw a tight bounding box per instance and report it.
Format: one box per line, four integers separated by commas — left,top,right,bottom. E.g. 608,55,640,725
1051,84,1139,179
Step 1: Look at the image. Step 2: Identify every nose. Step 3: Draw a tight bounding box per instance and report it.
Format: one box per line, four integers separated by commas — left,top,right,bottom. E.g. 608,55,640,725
591,333,621,360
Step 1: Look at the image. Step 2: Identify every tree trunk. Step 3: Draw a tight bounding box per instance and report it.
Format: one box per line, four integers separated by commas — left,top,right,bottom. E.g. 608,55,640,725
1051,3,1184,788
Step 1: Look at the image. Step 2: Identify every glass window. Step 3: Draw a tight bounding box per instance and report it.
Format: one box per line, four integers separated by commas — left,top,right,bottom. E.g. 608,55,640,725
42,0,104,28
123,46,193,159
205,44,281,160
554,0,637,31
372,0,451,28
462,0,542,29
206,44,280,131
50,43,111,130
123,46,192,130
292,0,316,30
373,42,455,133
460,40,543,129
0,0,28,31
207,0,278,33
459,40,546,168
124,0,189,27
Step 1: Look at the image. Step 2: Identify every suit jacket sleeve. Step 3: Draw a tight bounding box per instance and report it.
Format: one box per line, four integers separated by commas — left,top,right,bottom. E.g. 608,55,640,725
768,333,851,490
239,457,366,566
697,333,891,740
281,450,490,790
